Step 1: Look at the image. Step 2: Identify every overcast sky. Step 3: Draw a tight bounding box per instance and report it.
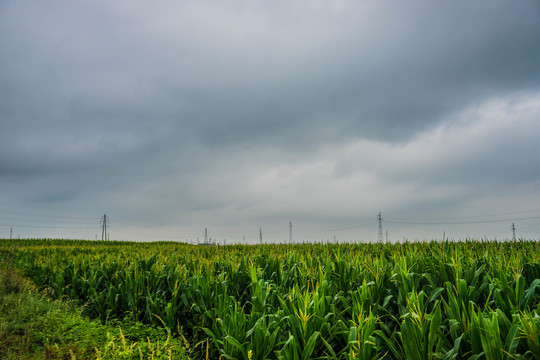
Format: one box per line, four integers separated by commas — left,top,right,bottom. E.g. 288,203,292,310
2,0,540,243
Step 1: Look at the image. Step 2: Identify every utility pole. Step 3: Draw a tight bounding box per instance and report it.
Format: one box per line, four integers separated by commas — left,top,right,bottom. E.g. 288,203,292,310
100,214,110,241
377,212,383,243
289,221,293,245
511,222,516,241
10,227,12,240
204,228,208,245
259,228,263,245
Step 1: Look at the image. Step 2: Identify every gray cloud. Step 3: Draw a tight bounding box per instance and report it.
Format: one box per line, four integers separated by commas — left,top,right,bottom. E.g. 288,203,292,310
2,0,540,241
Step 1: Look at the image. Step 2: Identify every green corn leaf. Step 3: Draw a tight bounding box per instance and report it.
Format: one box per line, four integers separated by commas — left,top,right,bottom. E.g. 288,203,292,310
225,335,249,359
523,279,540,308
301,331,320,360
442,334,463,360
428,305,442,358
469,353,485,360
503,323,520,359
285,334,301,360
348,326,358,344
428,287,445,304
514,275,525,311
374,330,403,360
319,335,338,360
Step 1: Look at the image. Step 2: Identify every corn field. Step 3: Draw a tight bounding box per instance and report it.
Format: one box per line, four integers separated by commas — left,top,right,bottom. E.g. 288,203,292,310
1,239,540,359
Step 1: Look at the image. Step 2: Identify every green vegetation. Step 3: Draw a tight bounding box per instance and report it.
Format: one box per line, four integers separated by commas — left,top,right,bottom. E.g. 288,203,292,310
1,239,539,359
0,247,187,359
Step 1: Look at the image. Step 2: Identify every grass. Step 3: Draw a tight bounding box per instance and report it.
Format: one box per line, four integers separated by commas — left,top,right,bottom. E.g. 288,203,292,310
0,267,188,359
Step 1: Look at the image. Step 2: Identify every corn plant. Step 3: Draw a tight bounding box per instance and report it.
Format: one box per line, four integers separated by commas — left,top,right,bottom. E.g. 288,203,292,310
2,238,539,359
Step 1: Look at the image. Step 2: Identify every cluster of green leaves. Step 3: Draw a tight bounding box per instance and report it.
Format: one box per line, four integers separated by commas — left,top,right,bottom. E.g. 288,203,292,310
1,239,539,359
0,266,187,359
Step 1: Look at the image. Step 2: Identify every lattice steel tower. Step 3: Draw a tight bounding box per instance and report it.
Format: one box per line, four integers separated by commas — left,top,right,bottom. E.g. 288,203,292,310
377,212,383,243
289,221,293,245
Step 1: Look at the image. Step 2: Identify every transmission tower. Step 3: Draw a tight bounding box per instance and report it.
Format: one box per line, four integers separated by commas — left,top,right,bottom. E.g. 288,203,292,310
377,212,383,243
289,221,293,245
100,214,110,241
259,228,263,245
511,222,516,241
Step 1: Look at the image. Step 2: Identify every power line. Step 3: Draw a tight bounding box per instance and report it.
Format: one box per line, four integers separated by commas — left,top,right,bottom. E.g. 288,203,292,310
116,227,199,239
296,219,374,232
0,210,96,221
0,215,97,226
388,208,540,221
517,228,540,234
385,215,540,226
0,224,96,229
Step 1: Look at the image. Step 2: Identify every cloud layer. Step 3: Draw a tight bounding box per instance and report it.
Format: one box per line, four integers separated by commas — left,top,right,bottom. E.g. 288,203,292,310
2,0,540,242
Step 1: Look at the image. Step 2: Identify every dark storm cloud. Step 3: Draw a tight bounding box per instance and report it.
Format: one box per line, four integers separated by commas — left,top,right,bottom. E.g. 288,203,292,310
4,1,539,147
1,0,540,241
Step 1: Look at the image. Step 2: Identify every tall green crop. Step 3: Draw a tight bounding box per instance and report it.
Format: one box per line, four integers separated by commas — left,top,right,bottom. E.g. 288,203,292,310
2,238,539,359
